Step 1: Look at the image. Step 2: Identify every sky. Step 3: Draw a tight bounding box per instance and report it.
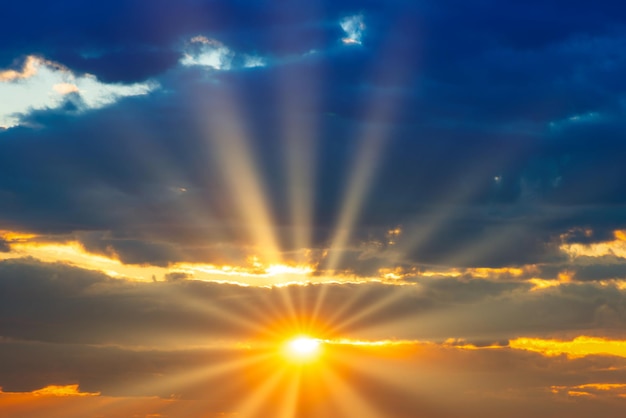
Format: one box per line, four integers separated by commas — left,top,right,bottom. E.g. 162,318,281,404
2,0,626,417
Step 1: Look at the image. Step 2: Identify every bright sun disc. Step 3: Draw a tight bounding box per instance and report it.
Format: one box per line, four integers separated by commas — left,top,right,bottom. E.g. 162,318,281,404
284,336,321,362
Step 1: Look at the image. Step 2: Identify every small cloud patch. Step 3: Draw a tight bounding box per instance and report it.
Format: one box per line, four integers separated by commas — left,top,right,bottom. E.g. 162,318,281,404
340,14,366,45
180,36,266,71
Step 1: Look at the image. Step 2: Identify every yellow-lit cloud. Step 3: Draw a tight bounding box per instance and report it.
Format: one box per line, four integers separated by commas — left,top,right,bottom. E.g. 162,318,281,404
467,267,529,278
31,385,99,397
5,227,621,289
323,338,415,347
510,336,626,359
0,386,198,418
560,230,626,259
527,271,573,291
0,230,391,286
551,383,626,398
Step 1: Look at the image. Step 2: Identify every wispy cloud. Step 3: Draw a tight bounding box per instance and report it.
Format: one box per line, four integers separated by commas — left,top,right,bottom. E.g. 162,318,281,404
180,36,266,70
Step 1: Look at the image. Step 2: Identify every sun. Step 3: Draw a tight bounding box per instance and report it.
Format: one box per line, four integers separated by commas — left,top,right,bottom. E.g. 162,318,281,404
283,336,322,362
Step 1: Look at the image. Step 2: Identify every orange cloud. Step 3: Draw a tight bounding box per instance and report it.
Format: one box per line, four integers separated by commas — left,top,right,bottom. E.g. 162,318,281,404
551,383,626,399
466,267,529,278
527,271,573,291
560,230,626,259
0,229,385,286
510,336,626,359
0,385,244,418
31,385,98,397
0,56,40,81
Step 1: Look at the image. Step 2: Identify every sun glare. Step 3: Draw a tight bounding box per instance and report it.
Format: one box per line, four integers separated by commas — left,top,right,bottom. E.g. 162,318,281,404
284,336,322,362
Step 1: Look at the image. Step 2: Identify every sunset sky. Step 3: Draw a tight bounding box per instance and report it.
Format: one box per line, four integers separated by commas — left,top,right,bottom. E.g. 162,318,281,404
2,1,626,417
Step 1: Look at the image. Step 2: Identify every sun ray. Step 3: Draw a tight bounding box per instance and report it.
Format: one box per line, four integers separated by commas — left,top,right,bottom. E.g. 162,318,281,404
280,72,318,258
326,343,451,418
199,85,282,265
276,367,302,418
274,282,300,331
113,113,225,239
319,363,383,418
324,129,386,272
160,284,269,338
327,285,414,335
312,35,420,325
384,133,534,274
231,365,288,418
111,350,272,400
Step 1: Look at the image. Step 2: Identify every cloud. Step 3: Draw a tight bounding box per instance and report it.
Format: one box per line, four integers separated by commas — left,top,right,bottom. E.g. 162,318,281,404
550,383,626,399
180,36,236,70
340,14,365,45
0,55,39,81
561,230,626,260
510,336,626,359
180,35,266,70
2,258,626,348
29,384,100,397
164,271,191,281
0,55,157,129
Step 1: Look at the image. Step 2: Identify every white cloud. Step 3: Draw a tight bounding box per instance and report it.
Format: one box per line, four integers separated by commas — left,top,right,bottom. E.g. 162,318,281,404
243,55,267,68
0,56,157,130
180,36,235,70
180,36,266,71
340,14,366,45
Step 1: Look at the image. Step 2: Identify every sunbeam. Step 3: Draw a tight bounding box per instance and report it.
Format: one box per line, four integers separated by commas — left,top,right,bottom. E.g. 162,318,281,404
230,365,288,417
387,140,528,271
199,85,282,265
276,368,302,418
327,284,415,335
319,364,383,418
279,64,319,257
111,350,271,400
